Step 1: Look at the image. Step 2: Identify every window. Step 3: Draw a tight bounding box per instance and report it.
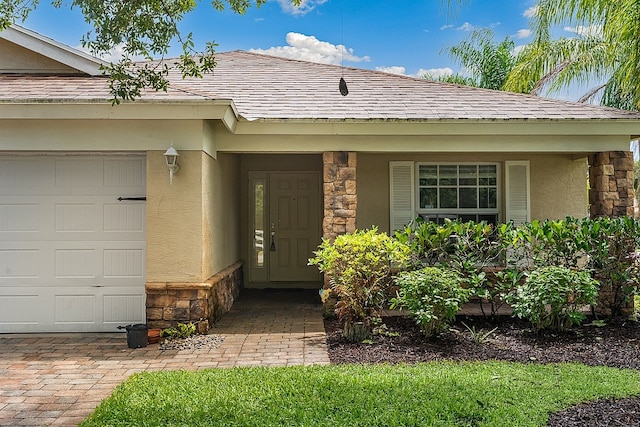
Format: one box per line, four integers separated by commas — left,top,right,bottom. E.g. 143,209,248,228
417,164,499,224
390,161,529,231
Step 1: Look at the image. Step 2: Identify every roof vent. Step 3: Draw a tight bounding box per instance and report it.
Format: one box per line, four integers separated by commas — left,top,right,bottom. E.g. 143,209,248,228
339,77,349,96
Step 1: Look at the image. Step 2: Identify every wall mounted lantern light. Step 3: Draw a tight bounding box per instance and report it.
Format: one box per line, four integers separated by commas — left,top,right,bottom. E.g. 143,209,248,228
163,145,180,185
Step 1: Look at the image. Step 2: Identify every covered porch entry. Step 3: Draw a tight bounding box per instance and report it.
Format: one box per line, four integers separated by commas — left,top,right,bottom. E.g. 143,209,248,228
241,154,325,289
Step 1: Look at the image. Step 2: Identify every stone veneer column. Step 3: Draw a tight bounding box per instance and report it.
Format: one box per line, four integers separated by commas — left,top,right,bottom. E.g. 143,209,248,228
321,152,356,314
588,151,635,316
589,151,635,218
322,152,357,241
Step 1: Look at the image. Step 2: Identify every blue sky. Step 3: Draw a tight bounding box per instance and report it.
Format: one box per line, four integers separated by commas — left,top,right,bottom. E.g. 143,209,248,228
21,0,589,98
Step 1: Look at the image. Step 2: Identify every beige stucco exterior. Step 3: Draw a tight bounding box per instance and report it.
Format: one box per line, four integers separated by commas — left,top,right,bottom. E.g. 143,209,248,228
3,27,639,330
357,152,588,234
146,150,241,283
0,38,80,74
0,119,219,155
202,152,241,279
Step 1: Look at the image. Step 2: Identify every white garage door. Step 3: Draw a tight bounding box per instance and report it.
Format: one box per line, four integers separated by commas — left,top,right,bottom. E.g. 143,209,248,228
0,155,146,332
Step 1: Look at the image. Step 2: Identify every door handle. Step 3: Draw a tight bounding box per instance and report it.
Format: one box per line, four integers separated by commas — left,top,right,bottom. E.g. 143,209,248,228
270,231,276,251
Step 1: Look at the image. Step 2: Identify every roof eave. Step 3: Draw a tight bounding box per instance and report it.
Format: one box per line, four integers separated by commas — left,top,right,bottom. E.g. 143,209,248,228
1,25,107,76
231,117,640,137
0,98,239,131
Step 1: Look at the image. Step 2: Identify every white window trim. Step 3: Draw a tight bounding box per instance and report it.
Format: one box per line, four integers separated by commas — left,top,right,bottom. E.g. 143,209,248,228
415,162,501,221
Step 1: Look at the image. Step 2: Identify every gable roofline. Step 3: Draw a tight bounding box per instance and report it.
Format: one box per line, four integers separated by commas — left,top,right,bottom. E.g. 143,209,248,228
0,25,107,76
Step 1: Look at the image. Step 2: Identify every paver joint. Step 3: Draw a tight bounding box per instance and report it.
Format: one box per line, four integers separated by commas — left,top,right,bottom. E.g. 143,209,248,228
0,289,329,426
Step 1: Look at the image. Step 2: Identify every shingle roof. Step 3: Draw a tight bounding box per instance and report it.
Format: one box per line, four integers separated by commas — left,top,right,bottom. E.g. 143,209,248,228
3,49,640,122
0,75,209,101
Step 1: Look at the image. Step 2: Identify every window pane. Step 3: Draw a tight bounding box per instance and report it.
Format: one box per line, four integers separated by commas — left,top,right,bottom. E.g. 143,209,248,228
459,165,477,186
420,188,437,209
459,188,477,208
254,181,264,267
479,188,497,209
460,214,476,223
419,165,438,186
478,214,498,225
440,188,458,208
439,165,458,186
479,165,497,185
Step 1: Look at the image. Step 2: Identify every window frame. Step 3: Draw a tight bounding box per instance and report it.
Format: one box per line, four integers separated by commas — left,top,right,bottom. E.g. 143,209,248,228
415,162,501,223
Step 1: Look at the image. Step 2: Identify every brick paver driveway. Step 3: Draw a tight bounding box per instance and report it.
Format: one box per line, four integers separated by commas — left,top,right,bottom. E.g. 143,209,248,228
0,289,329,426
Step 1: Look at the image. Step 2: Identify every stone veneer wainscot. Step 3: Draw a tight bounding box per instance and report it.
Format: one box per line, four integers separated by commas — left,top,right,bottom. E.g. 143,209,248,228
145,261,243,329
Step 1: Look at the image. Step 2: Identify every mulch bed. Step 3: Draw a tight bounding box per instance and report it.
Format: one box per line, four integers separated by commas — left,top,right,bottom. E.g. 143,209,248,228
324,315,640,426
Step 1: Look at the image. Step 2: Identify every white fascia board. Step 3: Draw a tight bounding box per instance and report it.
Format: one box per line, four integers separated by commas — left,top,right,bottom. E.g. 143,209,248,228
0,100,238,126
231,118,640,138
214,133,631,154
1,25,107,76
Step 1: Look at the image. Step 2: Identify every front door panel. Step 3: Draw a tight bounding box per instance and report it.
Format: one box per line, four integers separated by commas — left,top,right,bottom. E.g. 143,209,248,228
268,173,320,282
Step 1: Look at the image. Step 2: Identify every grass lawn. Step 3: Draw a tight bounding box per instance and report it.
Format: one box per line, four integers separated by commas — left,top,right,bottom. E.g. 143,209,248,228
81,361,640,427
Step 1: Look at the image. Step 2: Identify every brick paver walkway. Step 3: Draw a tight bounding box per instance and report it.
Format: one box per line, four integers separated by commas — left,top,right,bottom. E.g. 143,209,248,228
0,289,329,426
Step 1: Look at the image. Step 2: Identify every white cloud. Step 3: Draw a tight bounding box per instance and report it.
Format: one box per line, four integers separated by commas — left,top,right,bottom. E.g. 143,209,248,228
417,67,453,79
374,66,453,79
249,32,370,65
276,0,328,16
513,44,527,56
441,22,474,31
523,6,538,18
376,66,406,75
564,25,603,37
516,29,532,39
77,43,130,62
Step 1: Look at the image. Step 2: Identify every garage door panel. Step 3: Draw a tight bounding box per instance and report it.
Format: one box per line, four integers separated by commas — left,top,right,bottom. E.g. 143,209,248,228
0,158,53,191
0,249,40,279
55,158,104,188
104,203,145,232
103,294,145,324
0,287,145,332
104,249,144,279
104,158,146,187
55,249,97,279
0,295,39,325
55,203,98,232
0,155,146,332
55,295,95,324
0,204,40,232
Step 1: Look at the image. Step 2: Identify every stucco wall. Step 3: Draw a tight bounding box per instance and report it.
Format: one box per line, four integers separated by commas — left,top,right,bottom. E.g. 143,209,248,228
147,151,241,282
146,150,205,282
0,39,79,74
0,119,206,152
357,152,587,234
203,152,241,279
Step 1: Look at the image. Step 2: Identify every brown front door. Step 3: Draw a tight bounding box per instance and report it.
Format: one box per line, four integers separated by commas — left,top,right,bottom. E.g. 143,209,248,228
268,172,321,282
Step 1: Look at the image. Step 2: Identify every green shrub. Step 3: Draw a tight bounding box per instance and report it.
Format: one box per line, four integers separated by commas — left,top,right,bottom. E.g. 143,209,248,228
506,266,599,332
161,322,197,339
479,267,524,320
308,228,410,341
396,218,516,321
513,218,590,269
394,218,510,271
391,267,469,337
582,217,640,317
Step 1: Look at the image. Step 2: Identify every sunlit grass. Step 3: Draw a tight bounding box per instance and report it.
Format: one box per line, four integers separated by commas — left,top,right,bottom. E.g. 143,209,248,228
82,361,640,427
